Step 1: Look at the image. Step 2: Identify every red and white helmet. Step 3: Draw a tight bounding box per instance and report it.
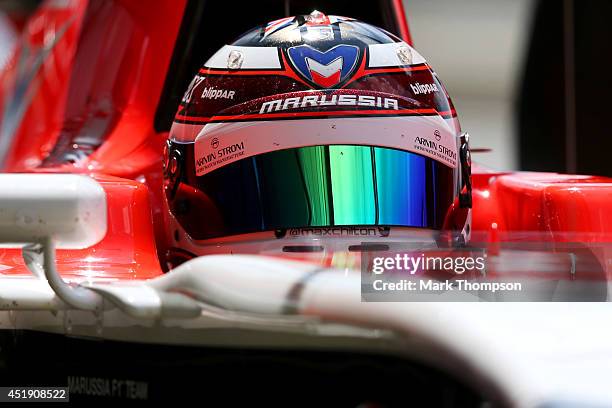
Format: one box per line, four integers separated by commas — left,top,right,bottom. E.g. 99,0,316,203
163,11,471,266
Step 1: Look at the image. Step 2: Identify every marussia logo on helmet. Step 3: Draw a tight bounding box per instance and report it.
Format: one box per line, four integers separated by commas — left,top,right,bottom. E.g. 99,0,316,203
287,44,360,88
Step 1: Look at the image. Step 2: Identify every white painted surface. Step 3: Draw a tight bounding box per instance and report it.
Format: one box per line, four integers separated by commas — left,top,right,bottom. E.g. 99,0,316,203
368,42,426,67
205,45,281,69
0,174,107,248
194,116,459,176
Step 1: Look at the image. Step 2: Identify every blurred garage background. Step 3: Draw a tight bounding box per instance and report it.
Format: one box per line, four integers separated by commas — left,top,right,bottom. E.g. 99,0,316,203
405,0,534,171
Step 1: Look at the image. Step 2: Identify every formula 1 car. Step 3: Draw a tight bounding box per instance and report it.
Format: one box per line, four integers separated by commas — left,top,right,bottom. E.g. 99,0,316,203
0,1,611,406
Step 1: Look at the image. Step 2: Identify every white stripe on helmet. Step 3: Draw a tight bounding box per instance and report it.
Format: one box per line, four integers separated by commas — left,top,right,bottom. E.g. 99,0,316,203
193,116,458,176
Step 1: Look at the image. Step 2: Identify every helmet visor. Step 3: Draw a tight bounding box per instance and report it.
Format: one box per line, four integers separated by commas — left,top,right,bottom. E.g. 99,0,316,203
172,144,456,240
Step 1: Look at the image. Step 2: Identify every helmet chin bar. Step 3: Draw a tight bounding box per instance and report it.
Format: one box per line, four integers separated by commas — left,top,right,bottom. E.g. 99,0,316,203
167,226,452,262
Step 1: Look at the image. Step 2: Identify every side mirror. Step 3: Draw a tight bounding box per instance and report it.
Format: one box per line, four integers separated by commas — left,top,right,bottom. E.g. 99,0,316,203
0,174,107,249
0,174,108,311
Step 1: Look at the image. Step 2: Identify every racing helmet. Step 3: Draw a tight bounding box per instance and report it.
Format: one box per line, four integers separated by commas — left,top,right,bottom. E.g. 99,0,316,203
163,11,472,263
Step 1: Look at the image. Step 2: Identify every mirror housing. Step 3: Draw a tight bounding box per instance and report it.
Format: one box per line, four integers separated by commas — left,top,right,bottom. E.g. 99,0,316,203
0,174,107,249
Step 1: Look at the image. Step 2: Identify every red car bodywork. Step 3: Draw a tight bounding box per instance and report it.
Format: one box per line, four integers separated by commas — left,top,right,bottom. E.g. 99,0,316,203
0,0,610,280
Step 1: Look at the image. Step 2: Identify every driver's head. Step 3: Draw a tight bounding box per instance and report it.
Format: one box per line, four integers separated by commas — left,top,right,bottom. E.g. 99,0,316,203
162,11,471,265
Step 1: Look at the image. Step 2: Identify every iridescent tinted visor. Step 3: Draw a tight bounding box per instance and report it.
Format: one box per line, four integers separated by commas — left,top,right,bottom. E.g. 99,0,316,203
171,144,457,240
